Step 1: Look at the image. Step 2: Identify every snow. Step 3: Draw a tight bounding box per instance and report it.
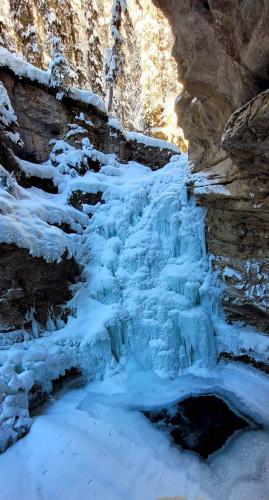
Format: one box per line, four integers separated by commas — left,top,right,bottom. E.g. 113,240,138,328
1,143,268,456
64,124,87,139
69,87,107,114
0,47,107,114
48,36,77,99
109,117,180,152
126,130,180,152
0,81,22,145
194,184,231,196
18,158,56,180
0,165,86,261
0,363,268,500
223,266,243,281
0,82,18,130
0,124,269,499
0,47,49,85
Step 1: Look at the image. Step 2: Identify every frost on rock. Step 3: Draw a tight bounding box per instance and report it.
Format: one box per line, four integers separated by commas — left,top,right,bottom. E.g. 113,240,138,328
0,47,106,114
0,81,22,146
48,36,76,100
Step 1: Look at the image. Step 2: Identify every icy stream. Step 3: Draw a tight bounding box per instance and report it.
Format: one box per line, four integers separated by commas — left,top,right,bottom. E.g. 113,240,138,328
1,364,269,500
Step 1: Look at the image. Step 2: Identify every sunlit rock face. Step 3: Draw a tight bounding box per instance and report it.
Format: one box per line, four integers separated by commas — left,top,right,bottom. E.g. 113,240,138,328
154,0,269,333
0,0,185,148
0,64,176,167
0,0,108,94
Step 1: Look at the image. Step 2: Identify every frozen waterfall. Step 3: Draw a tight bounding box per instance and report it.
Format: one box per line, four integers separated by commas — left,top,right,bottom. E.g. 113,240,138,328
76,153,218,378
0,150,221,447
2,149,269,500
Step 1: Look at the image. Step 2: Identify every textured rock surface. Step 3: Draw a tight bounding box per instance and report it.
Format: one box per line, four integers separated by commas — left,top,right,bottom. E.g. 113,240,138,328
154,0,269,170
222,89,269,168
0,0,183,145
0,67,176,168
0,244,79,340
154,0,269,333
0,69,74,162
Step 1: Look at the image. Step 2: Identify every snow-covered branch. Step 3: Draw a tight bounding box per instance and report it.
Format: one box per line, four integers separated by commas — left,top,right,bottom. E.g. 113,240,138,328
0,82,23,146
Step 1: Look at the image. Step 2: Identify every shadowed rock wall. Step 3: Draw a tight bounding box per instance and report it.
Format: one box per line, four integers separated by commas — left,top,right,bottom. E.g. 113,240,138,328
0,67,176,169
0,244,79,340
154,0,269,333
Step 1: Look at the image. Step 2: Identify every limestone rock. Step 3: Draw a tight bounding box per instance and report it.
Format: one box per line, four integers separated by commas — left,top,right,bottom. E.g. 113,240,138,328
154,0,269,170
0,67,176,168
0,244,79,341
155,0,269,333
222,89,269,167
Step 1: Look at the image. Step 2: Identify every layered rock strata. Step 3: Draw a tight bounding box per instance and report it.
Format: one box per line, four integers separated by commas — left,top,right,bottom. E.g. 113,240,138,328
0,66,176,169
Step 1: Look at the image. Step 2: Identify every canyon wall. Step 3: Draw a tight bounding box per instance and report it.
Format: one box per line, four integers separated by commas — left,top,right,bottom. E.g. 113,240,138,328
154,0,269,334
0,0,184,147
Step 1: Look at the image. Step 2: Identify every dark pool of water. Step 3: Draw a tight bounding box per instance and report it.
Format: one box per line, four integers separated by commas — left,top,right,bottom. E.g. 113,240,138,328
143,394,252,459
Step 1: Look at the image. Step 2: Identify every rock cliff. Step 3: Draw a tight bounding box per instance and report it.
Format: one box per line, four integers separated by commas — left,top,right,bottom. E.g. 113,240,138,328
154,0,269,334
0,0,184,147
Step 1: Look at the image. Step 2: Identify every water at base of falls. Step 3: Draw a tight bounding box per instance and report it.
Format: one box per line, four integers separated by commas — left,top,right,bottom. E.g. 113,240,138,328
143,394,253,459
2,366,268,500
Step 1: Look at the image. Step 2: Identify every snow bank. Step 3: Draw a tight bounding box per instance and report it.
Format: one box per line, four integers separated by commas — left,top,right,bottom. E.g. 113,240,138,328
18,158,56,180
108,117,180,153
125,130,180,152
0,47,49,85
0,364,268,500
0,48,107,114
0,165,87,262
69,88,107,114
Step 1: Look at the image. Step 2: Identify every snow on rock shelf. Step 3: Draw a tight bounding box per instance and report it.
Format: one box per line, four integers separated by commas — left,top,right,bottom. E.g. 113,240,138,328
0,56,177,168
108,118,180,153
0,47,106,115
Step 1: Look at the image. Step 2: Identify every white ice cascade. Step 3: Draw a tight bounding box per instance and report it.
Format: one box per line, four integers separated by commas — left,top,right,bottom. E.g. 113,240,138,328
82,154,218,378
